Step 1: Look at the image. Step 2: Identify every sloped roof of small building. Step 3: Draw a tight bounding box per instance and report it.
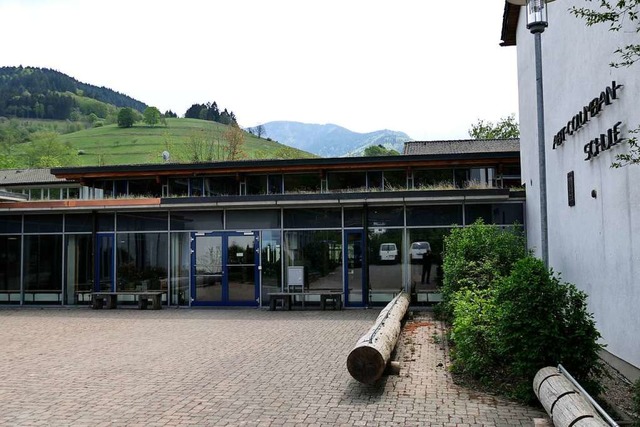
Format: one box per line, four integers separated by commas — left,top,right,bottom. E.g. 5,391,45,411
0,168,68,185
403,138,520,156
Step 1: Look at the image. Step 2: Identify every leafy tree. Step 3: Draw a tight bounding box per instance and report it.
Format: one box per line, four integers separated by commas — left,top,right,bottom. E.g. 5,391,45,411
185,103,205,119
571,0,640,68
0,154,19,168
468,114,519,139
223,123,245,160
117,107,136,128
143,106,161,127
363,144,400,156
23,131,76,167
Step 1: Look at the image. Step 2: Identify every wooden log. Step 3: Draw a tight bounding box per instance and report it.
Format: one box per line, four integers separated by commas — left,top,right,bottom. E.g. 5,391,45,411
386,360,401,376
551,394,608,427
347,292,410,384
533,367,609,427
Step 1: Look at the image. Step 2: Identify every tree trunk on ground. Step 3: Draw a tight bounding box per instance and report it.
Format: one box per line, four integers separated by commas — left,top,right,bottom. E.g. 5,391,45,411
533,367,609,427
347,292,410,384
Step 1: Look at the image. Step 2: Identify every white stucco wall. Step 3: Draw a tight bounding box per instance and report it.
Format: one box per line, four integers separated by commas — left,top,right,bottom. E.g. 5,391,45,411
514,0,640,371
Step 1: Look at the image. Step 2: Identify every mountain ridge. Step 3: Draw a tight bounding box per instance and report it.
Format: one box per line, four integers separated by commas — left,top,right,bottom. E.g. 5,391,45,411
258,121,412,157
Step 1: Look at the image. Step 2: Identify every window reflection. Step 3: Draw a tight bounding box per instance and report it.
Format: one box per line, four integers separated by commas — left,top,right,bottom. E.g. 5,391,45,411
368,229,403,305
0,236,21,304
116,233,168,299
284,230,342,296
23,235,63,304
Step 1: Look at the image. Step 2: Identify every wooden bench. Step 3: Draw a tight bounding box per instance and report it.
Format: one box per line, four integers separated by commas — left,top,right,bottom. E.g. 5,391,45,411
91,292,163,310
269,291,343,311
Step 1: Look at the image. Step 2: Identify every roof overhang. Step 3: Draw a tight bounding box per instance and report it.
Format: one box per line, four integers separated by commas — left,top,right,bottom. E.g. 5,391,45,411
0,189,521,212
500,2,521,46
52,153,521,181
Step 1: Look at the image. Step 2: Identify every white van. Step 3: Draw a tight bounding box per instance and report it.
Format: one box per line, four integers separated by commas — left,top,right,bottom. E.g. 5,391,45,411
410,241,431,263
379,243,398,263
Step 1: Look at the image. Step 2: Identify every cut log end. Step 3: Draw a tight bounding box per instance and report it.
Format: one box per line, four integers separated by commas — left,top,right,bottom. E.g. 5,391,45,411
347,346,386,384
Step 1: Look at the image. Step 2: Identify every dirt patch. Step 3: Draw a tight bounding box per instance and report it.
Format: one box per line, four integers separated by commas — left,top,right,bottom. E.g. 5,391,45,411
402,321,432,334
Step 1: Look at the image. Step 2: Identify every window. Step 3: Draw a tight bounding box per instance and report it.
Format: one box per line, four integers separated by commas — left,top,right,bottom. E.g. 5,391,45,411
406,205,462,226
117,212,168,231
284,173,320,194
327,171,366,193
226,210,280,229
284,208,341,228
465,203,524,225
170,211,223,231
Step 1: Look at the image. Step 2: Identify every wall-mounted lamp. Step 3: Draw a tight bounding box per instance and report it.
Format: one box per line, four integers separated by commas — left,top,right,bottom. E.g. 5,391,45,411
506,0,555,33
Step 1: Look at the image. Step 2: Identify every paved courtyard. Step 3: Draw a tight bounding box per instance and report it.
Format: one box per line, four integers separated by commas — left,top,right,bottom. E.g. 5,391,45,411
0,308,545,426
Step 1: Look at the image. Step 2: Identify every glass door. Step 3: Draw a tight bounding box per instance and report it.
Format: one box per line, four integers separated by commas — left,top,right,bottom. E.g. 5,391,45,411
191,231,259,306
344,230,366,307
192,234,223,303
94,233,114,292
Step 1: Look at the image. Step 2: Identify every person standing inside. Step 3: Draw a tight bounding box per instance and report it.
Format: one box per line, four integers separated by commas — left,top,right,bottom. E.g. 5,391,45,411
421,249,433,284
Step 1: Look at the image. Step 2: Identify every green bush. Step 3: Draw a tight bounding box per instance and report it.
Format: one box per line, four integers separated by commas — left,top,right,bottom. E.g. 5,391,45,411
450,288,499,377
441,219,526,318
493,257,603,400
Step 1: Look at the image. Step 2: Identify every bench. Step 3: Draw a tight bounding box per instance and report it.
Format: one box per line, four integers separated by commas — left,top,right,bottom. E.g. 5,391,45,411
91,292,163,310
269,291,343,311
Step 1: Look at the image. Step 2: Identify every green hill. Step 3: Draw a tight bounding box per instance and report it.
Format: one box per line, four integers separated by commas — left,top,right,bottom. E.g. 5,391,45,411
59,118,315,166
0,66,147,119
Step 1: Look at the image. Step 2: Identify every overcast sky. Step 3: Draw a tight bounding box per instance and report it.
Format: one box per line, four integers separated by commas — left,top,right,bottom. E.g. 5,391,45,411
0,0,518,140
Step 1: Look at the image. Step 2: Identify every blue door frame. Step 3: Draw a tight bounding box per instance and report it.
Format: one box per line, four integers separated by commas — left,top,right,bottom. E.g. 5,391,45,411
190,231,260,307
343,230,366,307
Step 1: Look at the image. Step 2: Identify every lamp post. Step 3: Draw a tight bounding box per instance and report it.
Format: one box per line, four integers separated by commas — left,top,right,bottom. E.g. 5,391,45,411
507,0,554,268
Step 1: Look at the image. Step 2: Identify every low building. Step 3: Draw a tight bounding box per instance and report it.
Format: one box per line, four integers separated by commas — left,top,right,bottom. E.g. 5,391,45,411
0,142,523,309
501,1,640,379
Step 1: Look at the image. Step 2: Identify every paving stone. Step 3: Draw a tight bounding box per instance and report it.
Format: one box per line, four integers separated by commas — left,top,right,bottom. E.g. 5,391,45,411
0,308,544,425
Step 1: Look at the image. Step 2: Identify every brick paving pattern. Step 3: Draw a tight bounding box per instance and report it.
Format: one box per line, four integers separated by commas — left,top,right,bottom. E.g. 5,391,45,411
0,309,545,426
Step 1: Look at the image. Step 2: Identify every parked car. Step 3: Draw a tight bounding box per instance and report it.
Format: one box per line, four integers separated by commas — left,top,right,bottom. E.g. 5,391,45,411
410,241,431,263
379,243,398,263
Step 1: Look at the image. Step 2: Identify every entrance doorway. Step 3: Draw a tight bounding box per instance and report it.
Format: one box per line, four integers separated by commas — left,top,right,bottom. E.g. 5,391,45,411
344,230,366,307
191,231,259,306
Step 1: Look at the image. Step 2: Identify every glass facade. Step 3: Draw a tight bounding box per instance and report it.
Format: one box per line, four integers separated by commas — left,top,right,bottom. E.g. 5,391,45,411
23,235,63,304
116,233,168,295
0,198,524,307
0,235,21,304
65,234,93,305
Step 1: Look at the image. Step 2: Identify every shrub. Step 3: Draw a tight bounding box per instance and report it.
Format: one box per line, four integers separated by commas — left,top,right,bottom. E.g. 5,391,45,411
441,219,526,318
493,257,603,400
450,288,499,377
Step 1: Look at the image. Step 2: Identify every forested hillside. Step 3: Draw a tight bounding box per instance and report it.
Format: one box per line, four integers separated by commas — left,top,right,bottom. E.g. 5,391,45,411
0,66,147,120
